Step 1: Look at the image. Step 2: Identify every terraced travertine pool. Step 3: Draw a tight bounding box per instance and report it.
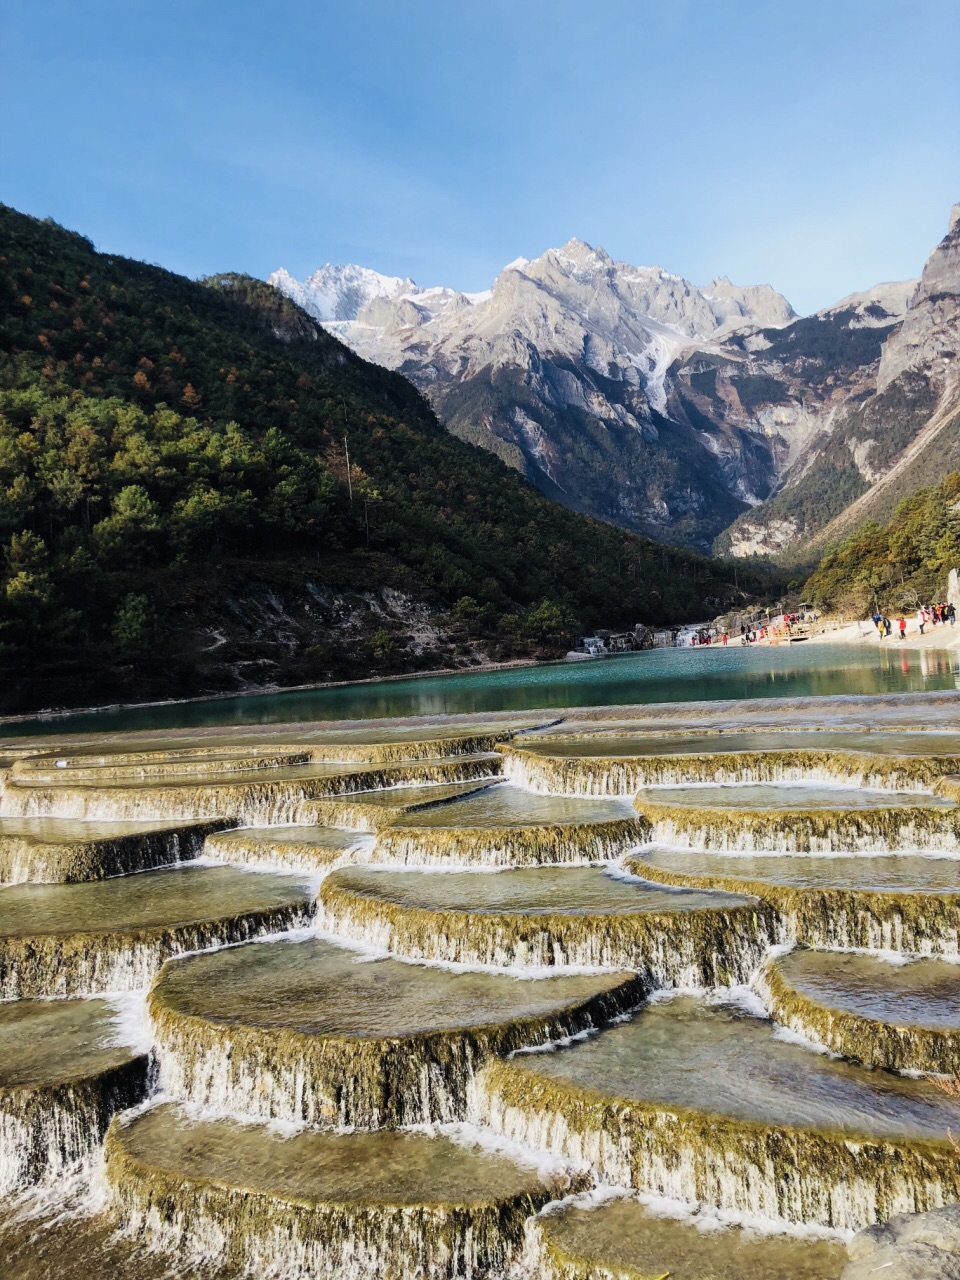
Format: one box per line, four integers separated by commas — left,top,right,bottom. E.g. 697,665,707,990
520,730,960,758
5,700,960,1277
635,783,955,809
637,846,960,889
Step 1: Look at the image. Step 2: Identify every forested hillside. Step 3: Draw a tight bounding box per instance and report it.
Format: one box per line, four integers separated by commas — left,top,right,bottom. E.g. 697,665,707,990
0,206,768,714
804,472,960,614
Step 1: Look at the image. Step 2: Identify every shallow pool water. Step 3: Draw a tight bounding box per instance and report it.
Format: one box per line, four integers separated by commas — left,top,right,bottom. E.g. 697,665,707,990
327,864,749,917
539,1196,846,1280
509,995,960,1140
634,784,953,810
0,998,139,1089
638,847,960,891
774,950,960,1030
152,936,635,1038
0,864,312,939
115,1102,559,1204
393,784,635,828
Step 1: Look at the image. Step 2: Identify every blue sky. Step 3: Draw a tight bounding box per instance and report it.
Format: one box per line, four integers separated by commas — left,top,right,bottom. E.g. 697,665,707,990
2,0,958,314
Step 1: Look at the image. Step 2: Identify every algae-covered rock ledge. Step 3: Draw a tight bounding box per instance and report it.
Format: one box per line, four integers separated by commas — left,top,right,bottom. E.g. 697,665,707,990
4,699,960,1277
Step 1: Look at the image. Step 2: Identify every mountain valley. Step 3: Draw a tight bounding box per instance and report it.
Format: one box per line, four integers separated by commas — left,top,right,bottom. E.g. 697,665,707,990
273,206,960,563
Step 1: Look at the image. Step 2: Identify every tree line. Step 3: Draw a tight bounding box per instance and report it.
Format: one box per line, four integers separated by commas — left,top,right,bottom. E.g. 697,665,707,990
0,204,776,710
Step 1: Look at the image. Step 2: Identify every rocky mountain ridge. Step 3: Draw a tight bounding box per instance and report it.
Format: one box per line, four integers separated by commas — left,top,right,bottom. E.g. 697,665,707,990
719,204,960,561
270,243,796,549
272,207,959,560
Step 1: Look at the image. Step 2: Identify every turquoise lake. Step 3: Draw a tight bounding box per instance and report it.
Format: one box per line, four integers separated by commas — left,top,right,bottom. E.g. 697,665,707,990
3,644,958,737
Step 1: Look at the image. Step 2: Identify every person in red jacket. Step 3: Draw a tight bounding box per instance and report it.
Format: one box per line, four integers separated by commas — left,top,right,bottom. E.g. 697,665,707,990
898,616,906,640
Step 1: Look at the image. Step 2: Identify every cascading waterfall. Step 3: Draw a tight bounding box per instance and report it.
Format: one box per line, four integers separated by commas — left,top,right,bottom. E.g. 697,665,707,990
315,878,782,985
633,798,960,854
755,954,960,1075
468,1060,960,1233
0,899,313,998
625,854,960,955
103,1104,586,1280
502,744,960,796
371,818,648,869
0,756,502,825
148,966,647,1129
0,1060,150,1194
202,826,374,874
0,819,228,884
8,716,960,1277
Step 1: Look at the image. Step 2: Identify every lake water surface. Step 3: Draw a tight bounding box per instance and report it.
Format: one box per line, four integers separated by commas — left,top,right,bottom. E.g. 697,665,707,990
4,643,958,737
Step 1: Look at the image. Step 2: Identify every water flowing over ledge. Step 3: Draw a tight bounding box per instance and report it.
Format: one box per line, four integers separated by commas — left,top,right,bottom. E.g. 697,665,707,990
626,852,960,955
372,817,647,869
503,741,960,797
0,818,228,884
756,950,960,1075
0,866,315,997
0,755,502,825
148,939,646,1129
0,997,150,1194
316,868,778,983
632,795,960,855
104,1103,586,1280
470,1049,960,1232
5,697,960,1276
524,1191,848,1280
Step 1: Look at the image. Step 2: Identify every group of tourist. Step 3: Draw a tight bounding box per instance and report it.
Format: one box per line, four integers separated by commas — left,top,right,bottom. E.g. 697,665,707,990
916,602,955,633
871,603,956,638
738,616,807,645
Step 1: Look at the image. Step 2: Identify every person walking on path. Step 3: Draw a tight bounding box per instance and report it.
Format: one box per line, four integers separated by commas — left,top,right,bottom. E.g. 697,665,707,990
898,616,907,640
950,604,957,627
918,607,926,635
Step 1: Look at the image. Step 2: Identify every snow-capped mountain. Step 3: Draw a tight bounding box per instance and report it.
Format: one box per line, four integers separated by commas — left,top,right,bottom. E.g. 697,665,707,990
272,241,793,411
268,264,415,324
271,241,795,549
271,210,959,559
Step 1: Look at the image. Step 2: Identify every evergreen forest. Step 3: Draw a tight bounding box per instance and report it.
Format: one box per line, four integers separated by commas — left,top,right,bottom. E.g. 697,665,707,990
804,472,960,615
0,205,772,713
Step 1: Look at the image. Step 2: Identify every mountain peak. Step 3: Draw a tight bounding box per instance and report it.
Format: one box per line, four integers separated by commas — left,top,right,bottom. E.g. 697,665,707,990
699,276,796,331
267,262,414,323
545,238,611,270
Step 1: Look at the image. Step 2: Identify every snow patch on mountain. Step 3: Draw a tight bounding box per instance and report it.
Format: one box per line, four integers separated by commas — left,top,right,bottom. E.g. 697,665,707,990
267,263,414,323
270,239,799,548
271,238,795,420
